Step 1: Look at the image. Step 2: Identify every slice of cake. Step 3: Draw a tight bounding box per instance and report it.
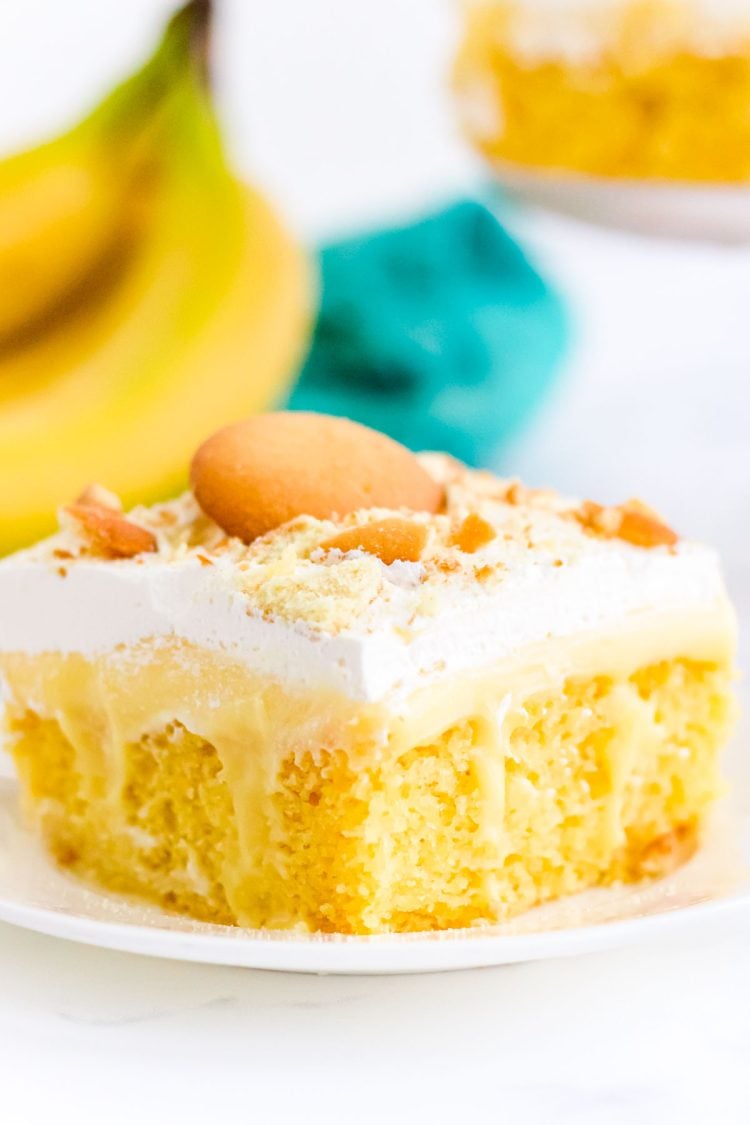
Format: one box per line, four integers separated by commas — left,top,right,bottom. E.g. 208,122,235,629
0,413,737,934
455,1,750,182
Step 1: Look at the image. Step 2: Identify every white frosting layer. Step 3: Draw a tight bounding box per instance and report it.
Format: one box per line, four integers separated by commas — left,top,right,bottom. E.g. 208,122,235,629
482,0,750,63
0,540,730,702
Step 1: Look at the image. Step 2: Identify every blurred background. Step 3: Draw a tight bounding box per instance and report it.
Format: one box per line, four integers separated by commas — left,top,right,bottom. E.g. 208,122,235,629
0,0,748,642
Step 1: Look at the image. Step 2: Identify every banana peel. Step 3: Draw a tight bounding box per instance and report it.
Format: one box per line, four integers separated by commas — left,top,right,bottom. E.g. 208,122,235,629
0,0,313,554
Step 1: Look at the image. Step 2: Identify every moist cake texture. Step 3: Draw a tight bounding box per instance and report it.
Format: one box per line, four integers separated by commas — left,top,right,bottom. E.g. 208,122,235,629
0,420,737,934
456,0,750,182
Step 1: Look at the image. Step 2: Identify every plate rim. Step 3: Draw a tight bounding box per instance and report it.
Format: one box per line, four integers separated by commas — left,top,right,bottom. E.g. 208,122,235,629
0,886,746,975
488,156,750,197
489,159,750,242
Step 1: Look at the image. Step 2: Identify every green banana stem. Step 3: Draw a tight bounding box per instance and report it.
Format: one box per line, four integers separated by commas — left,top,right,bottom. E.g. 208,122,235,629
172,0,212,88
83,0,215,146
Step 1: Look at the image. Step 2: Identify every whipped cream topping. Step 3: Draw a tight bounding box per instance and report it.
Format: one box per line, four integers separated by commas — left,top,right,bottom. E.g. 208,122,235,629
0,457,732,702
477,0,750,64
0,541,729,702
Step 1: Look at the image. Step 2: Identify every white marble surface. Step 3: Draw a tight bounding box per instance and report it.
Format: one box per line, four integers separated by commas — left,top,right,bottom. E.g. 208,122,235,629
1,917,749,1124
1,2,750,1121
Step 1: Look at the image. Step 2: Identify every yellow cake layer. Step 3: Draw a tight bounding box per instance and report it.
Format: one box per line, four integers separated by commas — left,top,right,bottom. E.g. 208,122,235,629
456,4,750,181
0,610,736,934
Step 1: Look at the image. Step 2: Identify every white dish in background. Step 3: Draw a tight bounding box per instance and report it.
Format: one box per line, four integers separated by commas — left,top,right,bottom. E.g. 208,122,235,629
0,735,747,974
493,163,750,243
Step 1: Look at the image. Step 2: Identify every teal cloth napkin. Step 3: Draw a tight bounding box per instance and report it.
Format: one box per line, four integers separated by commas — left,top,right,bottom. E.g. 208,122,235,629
287,199,569,467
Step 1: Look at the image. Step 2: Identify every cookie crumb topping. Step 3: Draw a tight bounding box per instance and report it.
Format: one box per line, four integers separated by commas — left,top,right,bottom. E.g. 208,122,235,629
38,420,684,637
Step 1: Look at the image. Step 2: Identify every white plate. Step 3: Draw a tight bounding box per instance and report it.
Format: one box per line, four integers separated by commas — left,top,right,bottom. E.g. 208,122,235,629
0,771,747,974
493,163,750,243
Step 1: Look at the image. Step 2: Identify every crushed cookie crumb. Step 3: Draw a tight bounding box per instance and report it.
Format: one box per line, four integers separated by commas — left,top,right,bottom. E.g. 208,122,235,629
451,512,496,554
61,503,157,560
321,518,427,565
617,504,678,549
503,481,527,506
430,556,463,576
153,509,179,527
575,498,677,549
74,482,122,513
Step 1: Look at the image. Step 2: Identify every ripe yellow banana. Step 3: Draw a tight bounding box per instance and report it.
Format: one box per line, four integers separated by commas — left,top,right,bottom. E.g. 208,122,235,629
0,0,313,554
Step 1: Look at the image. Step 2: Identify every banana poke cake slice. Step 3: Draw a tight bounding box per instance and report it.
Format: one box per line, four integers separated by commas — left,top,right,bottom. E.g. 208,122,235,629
456,0,750,182
0,413,737,934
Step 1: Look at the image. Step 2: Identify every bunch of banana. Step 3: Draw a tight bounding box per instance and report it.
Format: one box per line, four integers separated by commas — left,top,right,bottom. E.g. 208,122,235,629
0,0,312,553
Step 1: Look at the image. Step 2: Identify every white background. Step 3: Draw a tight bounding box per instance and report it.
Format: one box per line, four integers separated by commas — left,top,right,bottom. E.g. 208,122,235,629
0,1,749,1121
